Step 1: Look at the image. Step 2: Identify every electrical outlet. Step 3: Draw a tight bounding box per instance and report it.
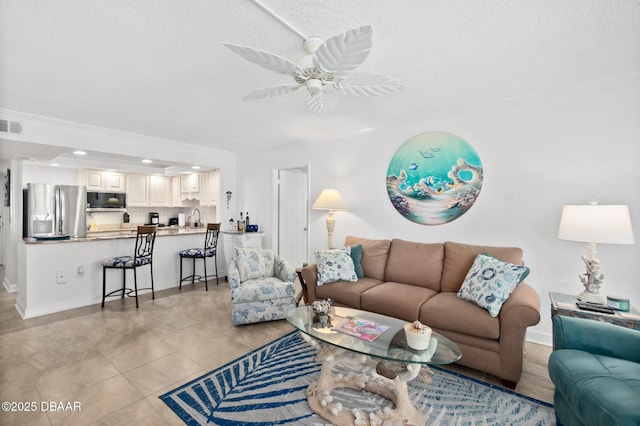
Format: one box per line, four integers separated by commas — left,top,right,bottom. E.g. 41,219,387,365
56,270,66,285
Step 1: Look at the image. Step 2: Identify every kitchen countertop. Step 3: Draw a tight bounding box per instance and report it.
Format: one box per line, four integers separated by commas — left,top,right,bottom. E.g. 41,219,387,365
22,225,207,244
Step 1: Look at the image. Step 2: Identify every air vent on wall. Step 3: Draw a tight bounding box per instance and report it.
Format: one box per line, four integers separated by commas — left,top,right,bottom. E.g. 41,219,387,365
0,119,23,134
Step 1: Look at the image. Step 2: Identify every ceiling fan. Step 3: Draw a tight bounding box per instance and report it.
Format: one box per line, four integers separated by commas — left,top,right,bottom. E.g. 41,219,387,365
222,2,405,114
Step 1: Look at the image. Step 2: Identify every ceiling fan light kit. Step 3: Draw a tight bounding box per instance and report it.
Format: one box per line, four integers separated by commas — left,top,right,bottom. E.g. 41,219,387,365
306,79,322,95
222,2,405,114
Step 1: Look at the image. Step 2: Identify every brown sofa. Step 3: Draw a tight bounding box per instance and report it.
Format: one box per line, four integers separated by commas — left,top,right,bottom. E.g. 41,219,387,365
301,236,541,386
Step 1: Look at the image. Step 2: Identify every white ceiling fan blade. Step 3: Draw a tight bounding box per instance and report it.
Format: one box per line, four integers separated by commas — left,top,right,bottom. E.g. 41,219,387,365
313,25,373,77
222,43,301,76
243,84,301,100
319,86,343,112
337,71,406,96
305,91,339,115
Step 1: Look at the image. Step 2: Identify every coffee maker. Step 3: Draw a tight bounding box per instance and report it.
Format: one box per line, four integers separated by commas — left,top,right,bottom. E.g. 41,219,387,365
148,212,159,225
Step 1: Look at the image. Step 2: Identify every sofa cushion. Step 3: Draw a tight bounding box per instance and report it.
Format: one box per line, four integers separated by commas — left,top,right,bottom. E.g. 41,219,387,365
350,244,364,278
345,236,391,281
384,239,444,291
549,349,640,426
361,282,437,322
315,247,358,286
316,277,383,308
102,255,151,268
420,292,500,339
441,242,524,292
457,254,530,317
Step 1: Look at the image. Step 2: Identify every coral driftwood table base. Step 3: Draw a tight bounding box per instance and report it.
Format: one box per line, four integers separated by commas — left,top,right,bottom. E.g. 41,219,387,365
306,340,433,426
287,306,462,426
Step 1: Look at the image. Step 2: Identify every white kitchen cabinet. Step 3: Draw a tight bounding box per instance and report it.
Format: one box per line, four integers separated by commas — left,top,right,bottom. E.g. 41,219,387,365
222,231,265,275
171,176,182,207
126,174,149,206
200,170,219,207
180,175,189,193
148,175,171,207
180,173,200,199
103,172,126,192
80,170,126,192
83,170,104,191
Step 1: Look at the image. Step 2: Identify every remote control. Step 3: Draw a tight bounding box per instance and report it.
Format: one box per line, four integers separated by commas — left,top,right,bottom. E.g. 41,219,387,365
575,302,615,314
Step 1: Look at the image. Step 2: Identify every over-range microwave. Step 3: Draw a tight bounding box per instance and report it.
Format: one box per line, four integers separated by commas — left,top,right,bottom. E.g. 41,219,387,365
86,191,126,212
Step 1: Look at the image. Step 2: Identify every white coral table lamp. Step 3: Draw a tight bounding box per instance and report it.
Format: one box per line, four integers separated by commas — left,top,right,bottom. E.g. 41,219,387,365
312,188,347,249
558,202,635,305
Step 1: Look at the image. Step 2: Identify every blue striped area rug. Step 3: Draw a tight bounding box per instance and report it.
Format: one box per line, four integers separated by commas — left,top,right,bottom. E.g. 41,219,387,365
160,331,555,425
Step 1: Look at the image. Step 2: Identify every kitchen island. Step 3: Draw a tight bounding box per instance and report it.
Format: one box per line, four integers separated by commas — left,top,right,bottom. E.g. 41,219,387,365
17,226,214,318
22,225,208,244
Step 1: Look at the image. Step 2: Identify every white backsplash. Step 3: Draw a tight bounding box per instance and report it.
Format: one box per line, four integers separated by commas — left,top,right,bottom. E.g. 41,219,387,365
87,205,217,228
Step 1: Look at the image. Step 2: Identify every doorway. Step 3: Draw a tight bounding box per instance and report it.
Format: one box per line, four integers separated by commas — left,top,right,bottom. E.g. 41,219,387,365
0,170,5,267
275,166,309,268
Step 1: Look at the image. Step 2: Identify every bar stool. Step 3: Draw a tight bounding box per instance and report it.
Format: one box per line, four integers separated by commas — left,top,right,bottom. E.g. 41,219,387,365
102,225,157,308
179,223,220,290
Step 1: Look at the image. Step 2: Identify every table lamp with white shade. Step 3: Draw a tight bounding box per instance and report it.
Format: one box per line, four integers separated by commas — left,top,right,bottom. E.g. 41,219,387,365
312,188,347,249
557,202,635,305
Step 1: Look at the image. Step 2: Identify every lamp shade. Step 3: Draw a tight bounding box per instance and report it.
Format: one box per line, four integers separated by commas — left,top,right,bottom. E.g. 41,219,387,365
312,188,347,211
558,205,635,244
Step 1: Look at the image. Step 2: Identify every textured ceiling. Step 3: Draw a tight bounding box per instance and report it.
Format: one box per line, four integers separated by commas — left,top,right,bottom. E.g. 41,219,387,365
1,0,639,156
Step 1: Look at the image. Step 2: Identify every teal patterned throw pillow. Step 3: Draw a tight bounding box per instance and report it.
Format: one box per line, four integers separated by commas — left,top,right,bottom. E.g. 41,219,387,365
350,244,364,278
457,253,530,317
315,247,358,286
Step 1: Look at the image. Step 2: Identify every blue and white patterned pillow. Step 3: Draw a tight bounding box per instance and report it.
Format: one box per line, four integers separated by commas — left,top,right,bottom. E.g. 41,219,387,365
315,247,358,286
457,253,530,318
235,247,267,281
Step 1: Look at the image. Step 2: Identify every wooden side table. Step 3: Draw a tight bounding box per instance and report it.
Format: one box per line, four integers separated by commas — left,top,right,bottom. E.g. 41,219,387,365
549,292,640,330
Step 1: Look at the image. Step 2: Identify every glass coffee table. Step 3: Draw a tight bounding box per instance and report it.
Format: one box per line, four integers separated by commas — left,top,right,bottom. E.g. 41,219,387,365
287,305,462,425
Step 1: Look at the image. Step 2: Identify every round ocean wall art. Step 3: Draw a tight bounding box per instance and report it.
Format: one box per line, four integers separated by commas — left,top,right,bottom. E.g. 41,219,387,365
386,131,483,225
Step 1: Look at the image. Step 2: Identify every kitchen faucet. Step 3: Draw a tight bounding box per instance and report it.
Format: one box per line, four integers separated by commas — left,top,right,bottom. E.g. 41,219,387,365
191,208,201,227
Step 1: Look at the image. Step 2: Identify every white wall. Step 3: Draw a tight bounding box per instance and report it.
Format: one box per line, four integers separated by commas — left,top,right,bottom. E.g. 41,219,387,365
23,163,78,186
238,74,640,345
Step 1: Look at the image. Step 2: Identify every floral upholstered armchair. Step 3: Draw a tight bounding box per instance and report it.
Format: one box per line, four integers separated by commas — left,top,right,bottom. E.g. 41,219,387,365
228,247,298,325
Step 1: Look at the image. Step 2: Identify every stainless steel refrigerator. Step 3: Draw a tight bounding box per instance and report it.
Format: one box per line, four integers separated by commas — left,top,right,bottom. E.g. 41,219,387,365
23,183,87,238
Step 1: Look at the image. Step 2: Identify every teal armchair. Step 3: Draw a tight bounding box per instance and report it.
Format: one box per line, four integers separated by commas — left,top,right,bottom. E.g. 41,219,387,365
548,315,640,426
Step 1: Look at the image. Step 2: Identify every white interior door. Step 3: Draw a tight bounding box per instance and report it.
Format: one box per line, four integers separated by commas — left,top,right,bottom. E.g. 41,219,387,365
278,168,309,268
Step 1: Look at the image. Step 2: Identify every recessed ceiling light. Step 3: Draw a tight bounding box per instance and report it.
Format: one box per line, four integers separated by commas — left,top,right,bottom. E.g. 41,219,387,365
73,150,87,156
192,165,201,170
142,159,153,164
49,163,60,167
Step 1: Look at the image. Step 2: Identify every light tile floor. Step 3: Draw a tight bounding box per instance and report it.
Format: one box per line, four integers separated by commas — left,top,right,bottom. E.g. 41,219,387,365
0,276,554,425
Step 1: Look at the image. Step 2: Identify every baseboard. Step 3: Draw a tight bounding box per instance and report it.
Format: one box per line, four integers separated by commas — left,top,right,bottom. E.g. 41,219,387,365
526,329,552,347
14,298,26,319
2,277,17,293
